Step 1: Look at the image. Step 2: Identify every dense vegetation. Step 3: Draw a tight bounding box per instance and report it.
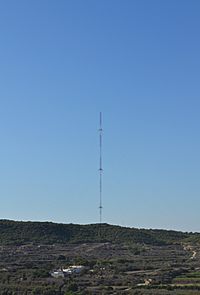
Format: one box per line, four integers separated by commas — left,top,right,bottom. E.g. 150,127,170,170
0,219,199,245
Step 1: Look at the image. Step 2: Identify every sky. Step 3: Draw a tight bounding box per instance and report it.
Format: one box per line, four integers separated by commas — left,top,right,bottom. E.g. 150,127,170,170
0,0,200,232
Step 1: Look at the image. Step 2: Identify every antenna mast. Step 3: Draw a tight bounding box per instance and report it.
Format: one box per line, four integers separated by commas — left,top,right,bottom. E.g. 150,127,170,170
99,112,103,224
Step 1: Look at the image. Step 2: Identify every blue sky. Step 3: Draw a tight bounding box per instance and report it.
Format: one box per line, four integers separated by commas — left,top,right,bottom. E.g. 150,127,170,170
0,0,200,231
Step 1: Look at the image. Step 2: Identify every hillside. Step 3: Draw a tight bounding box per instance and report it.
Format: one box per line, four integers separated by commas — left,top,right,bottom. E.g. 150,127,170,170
1,220,200,294
0,219,199,245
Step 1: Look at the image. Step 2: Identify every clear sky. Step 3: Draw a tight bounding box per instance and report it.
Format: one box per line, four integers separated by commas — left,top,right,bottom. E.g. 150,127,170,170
0,0,200,232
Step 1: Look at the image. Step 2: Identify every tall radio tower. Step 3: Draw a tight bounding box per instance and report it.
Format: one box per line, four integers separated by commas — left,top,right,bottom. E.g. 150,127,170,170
99,112,103,224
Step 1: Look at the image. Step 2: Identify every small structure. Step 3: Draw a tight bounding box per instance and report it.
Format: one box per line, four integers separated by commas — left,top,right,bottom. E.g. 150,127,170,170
63,265,86,275
50,270,65,278
50,265,86,278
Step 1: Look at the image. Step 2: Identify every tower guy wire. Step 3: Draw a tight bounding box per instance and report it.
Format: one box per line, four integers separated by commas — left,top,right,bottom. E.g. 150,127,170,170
99,112,103,226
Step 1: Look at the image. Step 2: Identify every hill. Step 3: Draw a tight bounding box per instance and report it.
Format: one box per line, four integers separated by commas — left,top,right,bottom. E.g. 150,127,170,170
0,219,199,246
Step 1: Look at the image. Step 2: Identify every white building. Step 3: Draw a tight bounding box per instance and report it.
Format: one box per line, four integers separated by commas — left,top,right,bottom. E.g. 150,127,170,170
63,265,86,275
50,270,65,278
50,265,86,278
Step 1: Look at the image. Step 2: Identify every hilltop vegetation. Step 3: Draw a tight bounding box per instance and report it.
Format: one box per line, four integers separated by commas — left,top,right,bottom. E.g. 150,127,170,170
0,219,199,245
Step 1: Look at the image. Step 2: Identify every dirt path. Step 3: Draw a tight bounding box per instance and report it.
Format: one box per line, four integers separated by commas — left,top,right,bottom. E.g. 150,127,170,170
190,250,197,259
183,244,197,260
